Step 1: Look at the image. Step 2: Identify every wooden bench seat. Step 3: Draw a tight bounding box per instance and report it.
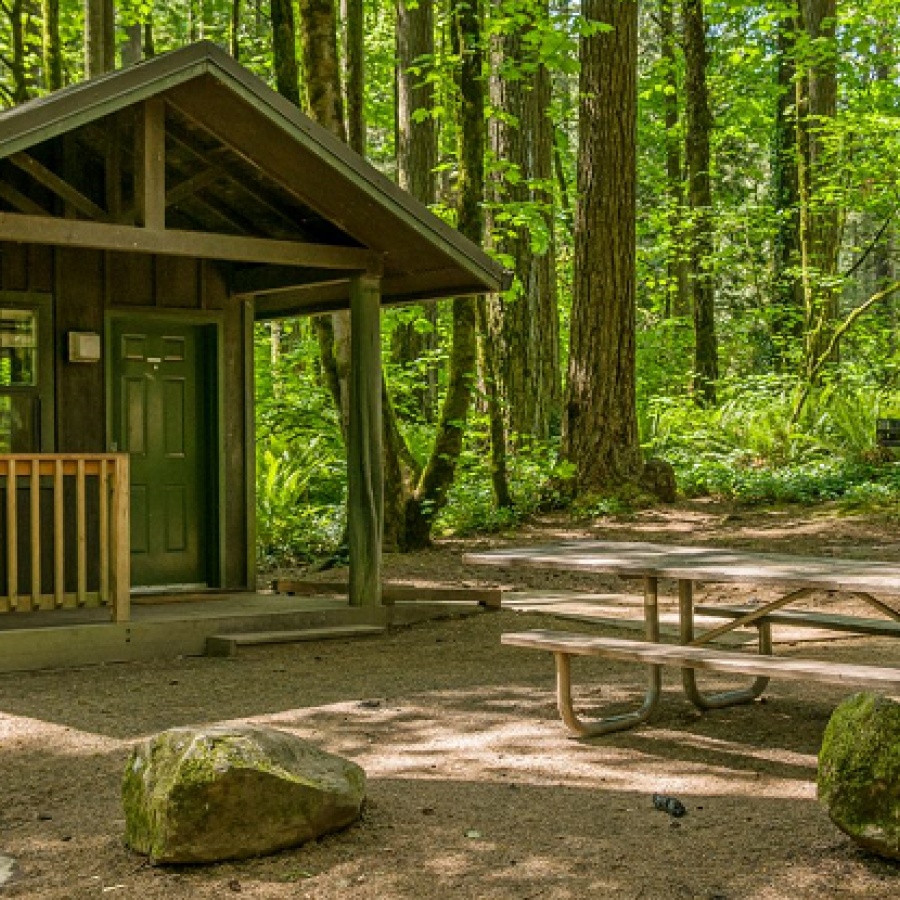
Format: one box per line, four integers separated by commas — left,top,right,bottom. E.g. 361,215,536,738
502,630,900,690
502,629,900,737
694,604,900,638
206,624,386,657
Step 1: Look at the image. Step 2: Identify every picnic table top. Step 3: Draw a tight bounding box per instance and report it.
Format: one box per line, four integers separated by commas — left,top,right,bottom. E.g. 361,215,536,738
462,539,900,596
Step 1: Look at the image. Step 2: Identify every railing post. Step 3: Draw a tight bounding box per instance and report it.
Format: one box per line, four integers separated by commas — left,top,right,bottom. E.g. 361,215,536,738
6,458,17,611
98,459,109,605
0,460,8,613
76,458,87,606
110,454,131,623
53,459,65,608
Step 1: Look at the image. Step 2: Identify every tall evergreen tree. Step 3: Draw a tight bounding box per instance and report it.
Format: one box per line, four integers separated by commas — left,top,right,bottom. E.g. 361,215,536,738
562,0,643,494
683,0,717,405
488,0,560,441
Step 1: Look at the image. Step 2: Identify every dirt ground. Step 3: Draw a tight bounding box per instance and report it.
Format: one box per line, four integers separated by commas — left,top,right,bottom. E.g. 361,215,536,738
2,499,900,899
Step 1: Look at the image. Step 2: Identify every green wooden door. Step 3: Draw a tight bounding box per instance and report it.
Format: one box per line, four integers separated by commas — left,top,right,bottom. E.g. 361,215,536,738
112,320,212,588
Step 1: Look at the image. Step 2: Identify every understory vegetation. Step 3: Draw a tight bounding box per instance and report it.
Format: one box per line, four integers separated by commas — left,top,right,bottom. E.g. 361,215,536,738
256,326,900,567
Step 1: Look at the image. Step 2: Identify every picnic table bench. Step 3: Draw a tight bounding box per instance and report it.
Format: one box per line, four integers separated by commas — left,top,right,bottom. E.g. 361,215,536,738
462,540,900,737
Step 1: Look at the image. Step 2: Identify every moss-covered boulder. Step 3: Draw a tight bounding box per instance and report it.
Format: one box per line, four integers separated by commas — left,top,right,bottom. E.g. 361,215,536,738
122,725,366,864
818,692,900,860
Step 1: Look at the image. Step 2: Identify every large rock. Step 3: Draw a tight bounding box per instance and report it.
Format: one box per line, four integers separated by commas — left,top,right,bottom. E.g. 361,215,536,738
122,725,366,864
818,692,900,860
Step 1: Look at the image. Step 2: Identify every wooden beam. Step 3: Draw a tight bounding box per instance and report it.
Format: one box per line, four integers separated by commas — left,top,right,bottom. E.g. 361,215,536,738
0,212,383,270
105,118,122,221
348,274,383,607
165,117,314,239
135,98,166,229
9,152,110,221
232,264,346,296
165,167,220,208
0,181,48,215
251,269,485,316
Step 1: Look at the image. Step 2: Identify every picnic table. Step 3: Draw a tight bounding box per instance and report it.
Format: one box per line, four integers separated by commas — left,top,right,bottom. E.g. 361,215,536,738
462,540,900,737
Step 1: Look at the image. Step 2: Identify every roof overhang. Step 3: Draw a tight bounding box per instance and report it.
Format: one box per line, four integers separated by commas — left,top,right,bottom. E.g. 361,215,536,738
0,41,506,315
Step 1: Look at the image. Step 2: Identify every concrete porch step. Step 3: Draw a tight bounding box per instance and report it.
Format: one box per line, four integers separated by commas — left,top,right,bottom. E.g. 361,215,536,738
206,624,387,657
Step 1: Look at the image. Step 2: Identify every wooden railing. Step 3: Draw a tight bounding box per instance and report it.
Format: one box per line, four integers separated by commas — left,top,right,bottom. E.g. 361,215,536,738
0,454,130,622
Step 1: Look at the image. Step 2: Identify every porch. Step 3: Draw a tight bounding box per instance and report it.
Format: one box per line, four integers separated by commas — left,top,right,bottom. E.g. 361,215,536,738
0,589,470,673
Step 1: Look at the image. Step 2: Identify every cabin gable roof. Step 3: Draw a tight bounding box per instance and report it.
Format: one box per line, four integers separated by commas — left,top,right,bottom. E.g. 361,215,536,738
0,41,505,314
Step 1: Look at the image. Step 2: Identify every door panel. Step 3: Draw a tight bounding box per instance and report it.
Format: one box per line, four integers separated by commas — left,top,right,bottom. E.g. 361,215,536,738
112,320,211,587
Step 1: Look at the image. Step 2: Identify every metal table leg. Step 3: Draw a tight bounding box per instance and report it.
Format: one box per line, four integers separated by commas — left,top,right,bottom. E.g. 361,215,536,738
679,579,770,709
552,576,662,736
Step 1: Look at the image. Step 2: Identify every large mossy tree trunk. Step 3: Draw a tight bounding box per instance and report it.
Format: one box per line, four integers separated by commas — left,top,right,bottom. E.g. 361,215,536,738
342,0,365,156
487,0,560,442
84,0,114,77
6,0,29,103
797,0,840,380
562,0,643,496
401,0,488,548
392,0,439,422
683,0,718,405
297,0,353,442
660,0,690,319
41,0,63,90
272,0,302,107
872,34,897,298
770,10,804,366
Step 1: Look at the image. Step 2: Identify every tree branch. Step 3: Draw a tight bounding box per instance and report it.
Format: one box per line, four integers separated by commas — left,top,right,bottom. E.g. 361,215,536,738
842,207,897,280
793,279,900,424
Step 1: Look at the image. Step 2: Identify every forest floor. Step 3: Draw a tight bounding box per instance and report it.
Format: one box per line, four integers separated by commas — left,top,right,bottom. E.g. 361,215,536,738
2,499,900,899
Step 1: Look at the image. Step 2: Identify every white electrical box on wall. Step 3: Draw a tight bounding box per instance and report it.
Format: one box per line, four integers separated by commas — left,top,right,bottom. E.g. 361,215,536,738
68,331,102,363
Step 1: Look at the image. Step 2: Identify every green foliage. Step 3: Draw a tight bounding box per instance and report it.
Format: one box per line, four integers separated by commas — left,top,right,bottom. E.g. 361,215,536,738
254,322,346,565
646,373,900,508
435,435,564,536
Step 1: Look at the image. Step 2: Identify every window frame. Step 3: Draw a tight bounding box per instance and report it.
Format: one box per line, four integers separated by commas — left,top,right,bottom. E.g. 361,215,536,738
0,291,54,453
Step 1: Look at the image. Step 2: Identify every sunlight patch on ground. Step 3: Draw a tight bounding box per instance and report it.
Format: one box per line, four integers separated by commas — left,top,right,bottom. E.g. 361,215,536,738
243,701,818,801
0,855,15,888
0,712,118,753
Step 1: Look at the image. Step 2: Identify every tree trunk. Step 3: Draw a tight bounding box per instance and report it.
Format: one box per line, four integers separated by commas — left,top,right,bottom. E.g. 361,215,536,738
298,0,348,143
562,0,643,494
272,0,302,108
7,0,29,102
797,0,839,378
872,33,894,301
121,24,143,67
660,0,689,318
683,0,718,405
144,21,155,58
295,0,352,442
85,0,114,77
488,0,560,441
770,9,803,364
392,0,439,423
403,0,488,547
342,0,365,155
41,0,63,90
231,0,241,59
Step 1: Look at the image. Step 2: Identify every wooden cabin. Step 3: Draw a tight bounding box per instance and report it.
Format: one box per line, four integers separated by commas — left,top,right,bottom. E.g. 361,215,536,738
0,41,503,623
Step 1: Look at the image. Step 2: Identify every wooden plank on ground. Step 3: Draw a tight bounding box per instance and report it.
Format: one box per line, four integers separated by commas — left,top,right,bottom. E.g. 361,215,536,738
206,624,386,657
272,579,502,608
501,630,900,690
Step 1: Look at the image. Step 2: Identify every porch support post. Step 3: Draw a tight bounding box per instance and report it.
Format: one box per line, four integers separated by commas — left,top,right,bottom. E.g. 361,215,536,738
348,274,383,607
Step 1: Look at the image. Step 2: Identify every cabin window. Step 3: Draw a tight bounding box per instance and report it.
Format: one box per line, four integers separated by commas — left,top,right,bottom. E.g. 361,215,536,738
0,300,51,453
0,308,38,387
